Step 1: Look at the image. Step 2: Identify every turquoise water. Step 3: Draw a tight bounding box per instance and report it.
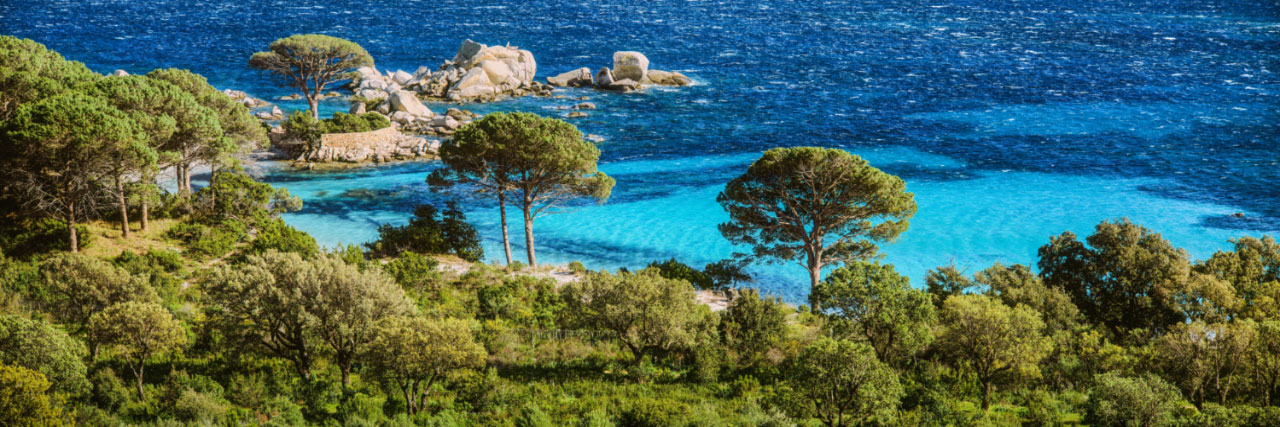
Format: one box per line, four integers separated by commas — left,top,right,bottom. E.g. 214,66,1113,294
3,0,1276,301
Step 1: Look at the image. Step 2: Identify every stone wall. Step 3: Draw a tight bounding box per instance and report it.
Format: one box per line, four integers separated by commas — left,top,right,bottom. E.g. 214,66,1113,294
304,126,439,163
320,126,399,149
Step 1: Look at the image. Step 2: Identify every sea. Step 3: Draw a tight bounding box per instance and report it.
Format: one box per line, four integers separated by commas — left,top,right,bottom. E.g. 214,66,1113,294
3,0,1277,302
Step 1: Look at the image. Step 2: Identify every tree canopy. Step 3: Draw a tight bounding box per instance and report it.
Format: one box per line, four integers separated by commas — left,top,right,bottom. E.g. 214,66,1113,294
812,261,935,364
429,112,614,267
718,147,916,309
249,34,373,119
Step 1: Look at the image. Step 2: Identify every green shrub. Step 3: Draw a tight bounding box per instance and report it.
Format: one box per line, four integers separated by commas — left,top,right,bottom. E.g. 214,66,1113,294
568,260,587,274
518,402,555,427
113,249,185,303
1086,373,1183,427
382,251,441,295
165,220,243,261
647,258,714,290
90,368,132,412
0,218,91,258
0,314,89,397
250,218,319,257
621,397,688,427
173,389,228,423
365,202,483,262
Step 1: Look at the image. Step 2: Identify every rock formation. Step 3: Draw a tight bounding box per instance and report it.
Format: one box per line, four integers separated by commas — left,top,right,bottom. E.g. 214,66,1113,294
544,51,692,91
350,39,553,105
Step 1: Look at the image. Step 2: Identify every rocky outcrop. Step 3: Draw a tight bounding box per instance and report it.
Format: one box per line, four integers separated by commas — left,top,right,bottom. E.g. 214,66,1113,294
544,51,692,91
611,51,649,82
223,89,271,108
547,67,594,87
301,127,441,163
350,39,553,106
254,106,284,120
111,69,129,77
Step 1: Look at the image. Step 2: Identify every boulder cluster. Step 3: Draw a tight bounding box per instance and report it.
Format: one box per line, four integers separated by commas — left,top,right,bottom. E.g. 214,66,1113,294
347,94,478,137
350,39,554,105
545,51,691,92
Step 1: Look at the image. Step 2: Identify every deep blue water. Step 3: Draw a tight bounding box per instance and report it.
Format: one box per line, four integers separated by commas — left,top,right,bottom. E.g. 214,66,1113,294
3,0,1277,302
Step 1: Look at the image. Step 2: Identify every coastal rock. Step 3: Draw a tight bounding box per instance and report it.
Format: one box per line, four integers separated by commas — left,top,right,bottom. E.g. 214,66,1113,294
575,102,596,110
350,102,366,115
644,69,693,86
392,70,413,86
595,67,614,87
568,111,588,118
111,69,129,77
347,39,548,103
389,91,432,117
547,67,594,87
604,78,640,92
611,51,649,82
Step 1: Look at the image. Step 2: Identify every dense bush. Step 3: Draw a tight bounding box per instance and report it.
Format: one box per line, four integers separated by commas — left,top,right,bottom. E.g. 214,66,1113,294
248,218,319,257
366,202,484,261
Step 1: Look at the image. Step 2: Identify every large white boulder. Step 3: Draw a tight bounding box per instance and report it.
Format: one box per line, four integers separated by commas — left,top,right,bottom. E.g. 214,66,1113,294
479,60,513,86
453,67,492,91
392,70,413,85
389,90,432,117
612,51,649,82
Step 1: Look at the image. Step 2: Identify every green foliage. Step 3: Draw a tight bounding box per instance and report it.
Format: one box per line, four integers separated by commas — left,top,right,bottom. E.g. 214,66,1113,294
648,258,714,290
205,250,414,385
924,264,974,308
1198,236,1280,321
977,262,1081,333
1086,372,1184,427
366,202,484,262
113,249,185,303
165,219,245,260
0,35,98,120
717,147,917,307
250,218,319,257
0,218,91,259
0,363,69,426
429,111,614,267
0,314,89,397
249,34,373,118
813,261,936,363
562,268,714,364
1039,219,1191,336
90,301,187,400
939,294,1052,410
38,252,157,337
1,90,146,252
568,260,588,274
280,111,390,152
382,251,442,295
196,167,302,224
720,289,789,370
365,316,486,416
784,338,902,426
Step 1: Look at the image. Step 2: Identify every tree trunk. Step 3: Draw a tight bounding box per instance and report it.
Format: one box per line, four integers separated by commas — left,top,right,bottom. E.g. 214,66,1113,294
116,176,130,239
982,379,992,410
133,363,146,401
67,202,78,253
307,94,320,120
522,199,537,267
498,191,513,265
140,200,150,231
340,359,352,389
807,254,822,311
402,384,415,416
